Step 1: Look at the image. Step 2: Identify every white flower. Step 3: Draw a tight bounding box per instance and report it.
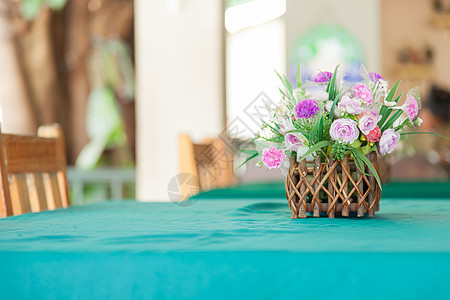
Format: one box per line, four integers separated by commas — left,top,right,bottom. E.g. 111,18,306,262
259,127,275,139
325,101,343,117
338,95,363,115
416,117,423,126
293,87,306,101
372,79,389,103
384,100,397,107
310,91,329,102
393,114,407,128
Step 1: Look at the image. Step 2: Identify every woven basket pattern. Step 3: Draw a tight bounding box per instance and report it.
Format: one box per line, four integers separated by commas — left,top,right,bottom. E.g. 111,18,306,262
285,152,381,218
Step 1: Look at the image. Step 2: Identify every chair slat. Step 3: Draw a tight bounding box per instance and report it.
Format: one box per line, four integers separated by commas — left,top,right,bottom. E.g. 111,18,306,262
56,171,69,208
25,174,41,212
9,175,22,215
42,173,56,211
179,134,235,197
10,174,31,215
32,174,48,211
49,172,63,208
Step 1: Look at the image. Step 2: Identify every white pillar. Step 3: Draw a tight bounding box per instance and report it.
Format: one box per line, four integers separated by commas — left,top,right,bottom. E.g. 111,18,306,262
135,0,225,201
0,2,36,134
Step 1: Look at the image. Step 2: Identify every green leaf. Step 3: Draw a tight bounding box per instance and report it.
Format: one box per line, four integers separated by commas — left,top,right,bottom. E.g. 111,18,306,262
237,152,259,169
76,87,126,170
318,115,324,141
46,0,67,10
378,109,391,127
349,147,382,190
393,92,403,104
360,144,373,155
328,89,342,122
298,141,332,162
350,139,362,148
385,80,401,103
20,0,67,20
296,58,302,88
283,74,294,95
240,149,259,155
379,105,388,117
286,129,310,140
75,138,109,170
326,64,340,98
379,81,401,121
257,135,284,143
309,115,323,145
275,70,293,98
378,94,402,127
400,132,450,141
261,120,281,135
20,0,44,20
352,154,365,175
381,110,403,131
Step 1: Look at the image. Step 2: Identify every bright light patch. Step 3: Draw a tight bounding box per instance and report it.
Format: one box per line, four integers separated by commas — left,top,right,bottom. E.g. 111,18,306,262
225,0,286,33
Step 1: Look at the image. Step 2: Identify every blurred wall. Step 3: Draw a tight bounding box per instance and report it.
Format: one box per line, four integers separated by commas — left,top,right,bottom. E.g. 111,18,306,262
135,0,225,201
285,0,381,72
381,0,450,92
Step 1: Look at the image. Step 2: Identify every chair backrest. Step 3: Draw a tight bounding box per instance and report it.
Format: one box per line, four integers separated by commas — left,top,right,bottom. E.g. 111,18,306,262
179,135,235,199
0,124,70,217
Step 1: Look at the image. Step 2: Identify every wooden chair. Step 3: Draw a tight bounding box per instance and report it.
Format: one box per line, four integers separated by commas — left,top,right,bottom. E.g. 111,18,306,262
0,124,70,218
179,135,235,200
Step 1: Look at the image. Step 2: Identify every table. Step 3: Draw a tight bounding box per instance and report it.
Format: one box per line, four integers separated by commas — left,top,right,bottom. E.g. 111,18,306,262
1,194,450,299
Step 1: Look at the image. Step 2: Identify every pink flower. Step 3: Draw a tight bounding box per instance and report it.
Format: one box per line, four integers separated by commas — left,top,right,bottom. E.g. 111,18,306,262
366,126,381,142
358,112,378,135
379,129,400,156
262,147,286,169
330,119,360,144
285,133,303,151
352,83,373,105
403,94,419,122
338,95,363,115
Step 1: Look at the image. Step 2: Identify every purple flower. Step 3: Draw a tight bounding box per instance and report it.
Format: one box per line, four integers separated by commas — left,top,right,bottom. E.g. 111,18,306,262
352,83,373,105
379,129,400,156
313,71,333,83
368,72,384,82
338,95,363,115
295,99,320,119
262,147,286,169
330,119,360,144
358,111,379,135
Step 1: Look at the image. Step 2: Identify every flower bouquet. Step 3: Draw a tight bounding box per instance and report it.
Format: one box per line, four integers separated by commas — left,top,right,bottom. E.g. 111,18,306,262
241,60,424,218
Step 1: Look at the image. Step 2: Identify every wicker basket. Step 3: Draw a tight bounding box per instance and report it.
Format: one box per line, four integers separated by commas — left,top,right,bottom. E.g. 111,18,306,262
285,152,381,218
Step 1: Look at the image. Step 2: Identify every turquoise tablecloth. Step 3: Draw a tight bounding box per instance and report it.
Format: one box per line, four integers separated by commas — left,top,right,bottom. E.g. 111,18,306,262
1,196,450,299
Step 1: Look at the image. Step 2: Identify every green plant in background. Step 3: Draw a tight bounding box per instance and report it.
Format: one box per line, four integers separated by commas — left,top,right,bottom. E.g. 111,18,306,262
20,0,67,20
76,38,135,170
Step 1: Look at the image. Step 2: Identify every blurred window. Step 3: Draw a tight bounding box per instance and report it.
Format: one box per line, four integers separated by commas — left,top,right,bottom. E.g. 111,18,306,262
226,0,286,139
